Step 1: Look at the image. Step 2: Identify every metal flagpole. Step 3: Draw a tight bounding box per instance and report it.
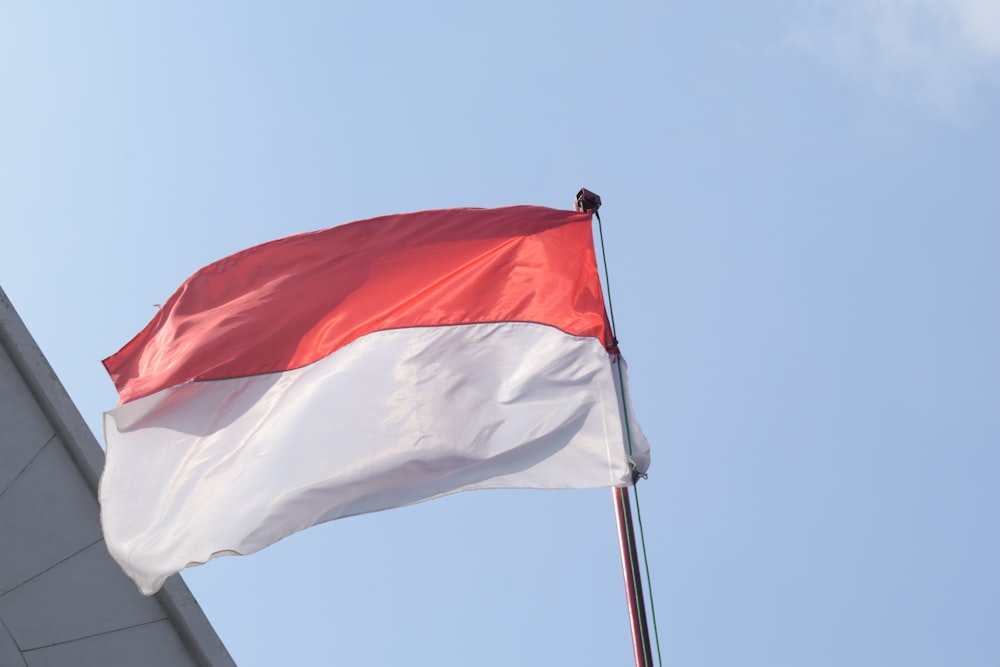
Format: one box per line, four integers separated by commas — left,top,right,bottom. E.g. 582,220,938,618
575,188,654,667
614,486,654,667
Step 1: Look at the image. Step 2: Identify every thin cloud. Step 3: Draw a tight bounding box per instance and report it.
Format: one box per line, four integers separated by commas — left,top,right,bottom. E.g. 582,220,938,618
789,0,1000,115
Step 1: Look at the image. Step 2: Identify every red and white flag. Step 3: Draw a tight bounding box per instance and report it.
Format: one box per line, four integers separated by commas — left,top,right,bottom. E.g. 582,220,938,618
100,205,649,594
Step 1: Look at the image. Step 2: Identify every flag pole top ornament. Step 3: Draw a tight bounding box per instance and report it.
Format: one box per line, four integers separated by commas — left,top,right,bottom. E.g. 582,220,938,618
576,188,602,213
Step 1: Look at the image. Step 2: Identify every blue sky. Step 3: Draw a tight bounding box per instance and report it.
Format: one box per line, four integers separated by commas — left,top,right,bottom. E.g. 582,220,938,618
2,1,999,665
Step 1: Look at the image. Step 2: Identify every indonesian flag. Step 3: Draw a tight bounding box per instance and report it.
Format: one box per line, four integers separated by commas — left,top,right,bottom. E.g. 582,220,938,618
100,205,650,595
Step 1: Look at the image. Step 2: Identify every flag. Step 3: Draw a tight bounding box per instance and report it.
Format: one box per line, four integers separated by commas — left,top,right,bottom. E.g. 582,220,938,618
100,205,650,594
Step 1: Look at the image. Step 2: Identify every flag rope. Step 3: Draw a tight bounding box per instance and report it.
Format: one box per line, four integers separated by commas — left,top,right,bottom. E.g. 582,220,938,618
632,483,663,666
593,206,663,666
596,209,632,460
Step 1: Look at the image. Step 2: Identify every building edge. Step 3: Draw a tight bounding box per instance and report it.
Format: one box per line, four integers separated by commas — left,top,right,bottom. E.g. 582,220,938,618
0,286,236,667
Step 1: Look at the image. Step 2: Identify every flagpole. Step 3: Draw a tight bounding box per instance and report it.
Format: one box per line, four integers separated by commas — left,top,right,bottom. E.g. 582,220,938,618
576,189,654,667
613,486,654,667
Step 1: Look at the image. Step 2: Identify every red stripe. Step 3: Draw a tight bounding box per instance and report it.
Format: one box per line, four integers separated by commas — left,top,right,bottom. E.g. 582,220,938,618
104,206,612,404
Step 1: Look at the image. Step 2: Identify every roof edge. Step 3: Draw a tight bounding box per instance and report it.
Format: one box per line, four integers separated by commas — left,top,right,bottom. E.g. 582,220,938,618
0,286,236,667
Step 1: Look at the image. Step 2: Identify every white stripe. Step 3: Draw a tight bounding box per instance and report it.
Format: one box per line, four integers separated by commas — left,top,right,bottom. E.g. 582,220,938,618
100,322,649,594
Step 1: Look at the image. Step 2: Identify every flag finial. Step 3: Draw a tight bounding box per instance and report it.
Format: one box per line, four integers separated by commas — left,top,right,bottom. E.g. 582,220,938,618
576,188,602,213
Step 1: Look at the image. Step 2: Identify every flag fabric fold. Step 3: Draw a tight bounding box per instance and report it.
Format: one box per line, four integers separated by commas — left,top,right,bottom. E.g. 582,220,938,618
100,205,649,594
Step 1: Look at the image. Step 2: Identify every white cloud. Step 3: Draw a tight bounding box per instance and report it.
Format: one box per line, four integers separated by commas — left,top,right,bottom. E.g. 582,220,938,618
953,0,1000,55
789,0,1000,115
